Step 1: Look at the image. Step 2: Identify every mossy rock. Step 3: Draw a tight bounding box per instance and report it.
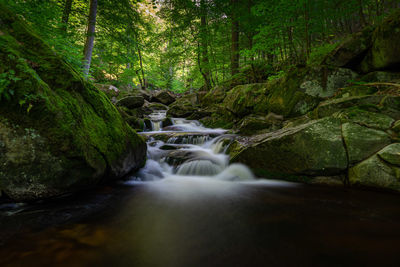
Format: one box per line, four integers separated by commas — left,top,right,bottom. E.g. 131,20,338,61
223,83,269,117
230,117,348,176
333,108,395,130
360,71,400,83
342,122,391,165
361,9,400,72
152,90,176,105
236,114,283,135
323,26,374,68
349,151,400,192
116,95,145,109
377,143,400,166
313,95,387,119
201,85,229,107
0,5,146,201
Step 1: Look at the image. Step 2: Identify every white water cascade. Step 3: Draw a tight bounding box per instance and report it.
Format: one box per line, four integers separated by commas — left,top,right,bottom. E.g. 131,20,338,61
130,111,257,183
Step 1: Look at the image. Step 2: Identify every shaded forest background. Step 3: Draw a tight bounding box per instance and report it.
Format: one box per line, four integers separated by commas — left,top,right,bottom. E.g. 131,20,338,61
5,0,400,92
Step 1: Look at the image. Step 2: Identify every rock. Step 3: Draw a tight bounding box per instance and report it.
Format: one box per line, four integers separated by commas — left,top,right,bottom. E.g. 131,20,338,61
361,10,400,72
299,66,358,98
230,117,348,176
95,84,119,99
333,108,395,130
116,95,145,109
342,123,391,165
223,83,269,117
142,101,168,114
392,120,400,133
377,143,400,166
167,97,197,118
266,66,355,117
236,114,283,135
349,152,400,191
201,85,229,106
360,71,400,83
313,95,392,119
323,27,374,68
152,90,176,105
0,6,146,201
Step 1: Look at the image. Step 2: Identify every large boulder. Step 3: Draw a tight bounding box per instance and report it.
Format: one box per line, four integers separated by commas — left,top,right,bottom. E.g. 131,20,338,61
152,90,176,105
0,5,146,201
342,123,391,165
167,95,198,118
361,10,400,73
323,27,374,68
230,117,348,177
349,144,400,191
116,95,145,109
236,114,283,135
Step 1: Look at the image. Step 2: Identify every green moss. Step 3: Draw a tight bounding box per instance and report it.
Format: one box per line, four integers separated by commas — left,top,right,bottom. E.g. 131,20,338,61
0,4,146,200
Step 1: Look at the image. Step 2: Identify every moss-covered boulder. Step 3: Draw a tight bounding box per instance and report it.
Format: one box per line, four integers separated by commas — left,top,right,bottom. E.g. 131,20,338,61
378,143,400,166
0,5,146,201
167,95,198,118
323,27,374,68
333,108,395,130
349,145,400,191
152,90,176,105
313,95,400,119
201,85,229,107
361,10,400,73
236,114,283,135
230,117,348,177
223,83,269,117
342,123,391,165
116,95,145,109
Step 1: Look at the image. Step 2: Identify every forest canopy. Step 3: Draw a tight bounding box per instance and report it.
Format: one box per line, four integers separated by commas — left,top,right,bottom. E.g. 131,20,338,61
4,0,400,92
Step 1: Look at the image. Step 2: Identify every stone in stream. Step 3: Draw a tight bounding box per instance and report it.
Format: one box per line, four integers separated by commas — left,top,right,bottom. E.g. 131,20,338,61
230,117,348,177
349,143,400,191
0,5,147,201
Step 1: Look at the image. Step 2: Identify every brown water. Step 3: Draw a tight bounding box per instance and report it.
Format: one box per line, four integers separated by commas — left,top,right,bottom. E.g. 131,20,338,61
1,179,400,267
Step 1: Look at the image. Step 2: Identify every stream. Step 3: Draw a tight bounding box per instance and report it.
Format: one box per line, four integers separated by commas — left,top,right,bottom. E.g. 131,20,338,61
1,111,400,267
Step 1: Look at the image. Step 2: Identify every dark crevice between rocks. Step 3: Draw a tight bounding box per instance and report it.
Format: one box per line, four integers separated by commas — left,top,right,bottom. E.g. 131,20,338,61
343,48,371,72
340,123,351,186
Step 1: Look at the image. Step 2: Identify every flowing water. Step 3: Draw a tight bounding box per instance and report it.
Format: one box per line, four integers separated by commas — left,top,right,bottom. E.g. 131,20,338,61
1,111,400,267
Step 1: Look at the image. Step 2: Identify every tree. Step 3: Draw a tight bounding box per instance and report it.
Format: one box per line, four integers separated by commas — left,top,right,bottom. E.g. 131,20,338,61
83,0,98,77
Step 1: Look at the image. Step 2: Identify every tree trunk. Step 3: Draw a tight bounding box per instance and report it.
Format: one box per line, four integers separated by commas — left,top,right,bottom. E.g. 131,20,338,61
200,0,211,90
304,0,311,60
358,0,367,27
61,0,73,32
230,0,240,77
83,0,97,77
136,42,146,89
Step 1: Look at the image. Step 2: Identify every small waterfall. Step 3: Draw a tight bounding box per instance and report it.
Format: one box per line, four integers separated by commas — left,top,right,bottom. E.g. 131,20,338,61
134,111,255,183
151,121,162,131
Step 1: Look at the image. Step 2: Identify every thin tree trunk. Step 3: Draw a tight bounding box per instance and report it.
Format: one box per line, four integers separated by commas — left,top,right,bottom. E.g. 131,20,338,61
358,0,367,27
230,0,240,77
136,42,146,89
61,0,73,32
83,0,97,77
304,0,311,60
200,0,211,90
